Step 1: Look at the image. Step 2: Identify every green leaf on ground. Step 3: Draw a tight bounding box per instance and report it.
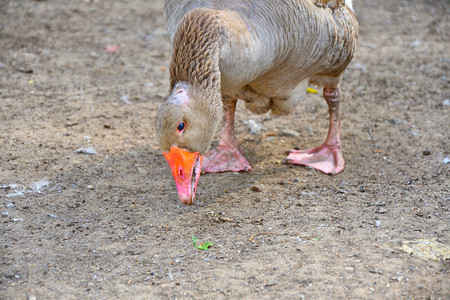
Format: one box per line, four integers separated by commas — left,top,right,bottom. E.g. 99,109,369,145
192,236,213,250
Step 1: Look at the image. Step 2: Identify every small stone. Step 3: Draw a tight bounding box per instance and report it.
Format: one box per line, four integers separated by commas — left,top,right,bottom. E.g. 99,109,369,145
167,272,174,281
375,220,381,227
13,52,39,72
217,217,234,223
389,119,404,125
74,147,97,155
377,207,387,214
355,85,365,94
247,119,263,135
443,157,450,164
6,203,14,208
137,167,147,175
409,39,420,48
352,62,367,72
19,68,33,74
280,129,299,137
120,96,131,104
30,180,50,194
250,185,262,192
66,120,78,127
442,99,450,107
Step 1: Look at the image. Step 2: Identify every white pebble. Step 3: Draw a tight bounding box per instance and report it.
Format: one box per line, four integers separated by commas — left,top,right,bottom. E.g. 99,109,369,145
30,180,50,193
74,147,97,155
409,39,420,48
280,129,299,137
6,191,24,198
247,119,263,135
352,62,367,72
120,96,131,104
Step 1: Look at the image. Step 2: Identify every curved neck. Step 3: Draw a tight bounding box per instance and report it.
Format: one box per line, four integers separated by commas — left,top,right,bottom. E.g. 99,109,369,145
169,8,225,92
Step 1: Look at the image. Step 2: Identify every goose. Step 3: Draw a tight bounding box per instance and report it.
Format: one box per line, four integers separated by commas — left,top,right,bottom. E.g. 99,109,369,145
156,0,358,204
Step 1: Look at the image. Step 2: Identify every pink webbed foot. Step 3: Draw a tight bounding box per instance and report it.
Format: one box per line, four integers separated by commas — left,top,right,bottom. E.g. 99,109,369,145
285,144,344,175
202,145,251,173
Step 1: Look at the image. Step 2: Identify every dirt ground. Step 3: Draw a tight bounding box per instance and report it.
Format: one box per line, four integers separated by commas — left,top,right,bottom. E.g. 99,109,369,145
0,0,449,298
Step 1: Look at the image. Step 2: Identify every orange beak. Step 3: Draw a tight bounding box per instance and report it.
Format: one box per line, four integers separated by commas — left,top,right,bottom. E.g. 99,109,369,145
162,146,204,205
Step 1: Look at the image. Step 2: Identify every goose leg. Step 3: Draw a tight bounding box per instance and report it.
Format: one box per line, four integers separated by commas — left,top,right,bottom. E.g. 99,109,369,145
285,87,344,174
202,97,251,173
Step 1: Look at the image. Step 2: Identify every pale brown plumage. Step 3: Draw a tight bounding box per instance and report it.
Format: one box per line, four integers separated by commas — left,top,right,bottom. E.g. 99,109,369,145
156,0,358,204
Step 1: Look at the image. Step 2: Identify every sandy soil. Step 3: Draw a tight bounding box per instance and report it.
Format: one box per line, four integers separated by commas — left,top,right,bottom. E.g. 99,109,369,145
1,0,449,298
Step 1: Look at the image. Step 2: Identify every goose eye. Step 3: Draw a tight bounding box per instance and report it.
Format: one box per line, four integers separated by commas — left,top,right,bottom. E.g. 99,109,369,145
177,122,186,135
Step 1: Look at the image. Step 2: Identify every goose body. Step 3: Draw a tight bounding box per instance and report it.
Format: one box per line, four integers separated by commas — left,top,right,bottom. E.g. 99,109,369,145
156,0,358,204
